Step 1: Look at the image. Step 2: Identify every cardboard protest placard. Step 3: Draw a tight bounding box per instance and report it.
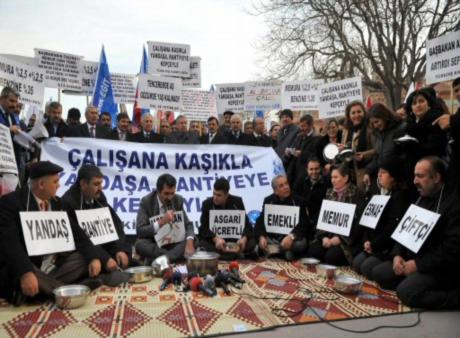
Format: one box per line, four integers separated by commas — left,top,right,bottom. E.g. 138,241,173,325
75,207,119,245
244,81,282,111
0,124,18,175
215,83,245,115
264,204,300,235
181,89,217,122
426,30,460,84
281,79,324,110
318,77,362,119
79,60,99,96
209,210,246,239
183,56,201,88
359,195,391,229
111,72,137,104
151,211,186,247
317,200,357,237
137,74,182,111
147,41,191,77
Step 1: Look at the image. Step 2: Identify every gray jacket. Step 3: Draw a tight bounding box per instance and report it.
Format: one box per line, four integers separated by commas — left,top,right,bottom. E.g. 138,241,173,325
275,123,299,160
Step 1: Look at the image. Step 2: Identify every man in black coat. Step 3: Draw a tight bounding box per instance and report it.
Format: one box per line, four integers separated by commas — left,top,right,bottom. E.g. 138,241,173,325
109,112,131,141
255,175,310,260
129,113,163,143
198,178,255,259
225,114,253,146
61,165,132,270
249,117,271,147
164,115,200,144
44,101,69,138
200,116,227,144
66,106,110,139
0,161,105,305
372,156,460,309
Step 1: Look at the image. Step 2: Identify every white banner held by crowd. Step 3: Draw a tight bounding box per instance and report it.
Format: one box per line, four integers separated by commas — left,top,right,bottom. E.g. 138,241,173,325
264,204,300,235
359,195,391,229
75,207,119,245
183,56,201,88
0,55,45,107
79,60,99,96
112,72,137,104
147,41,191,77
214,83,245,115
317,200,356,237
244,81,282,112
20,211,76,256
391,204,441,253
318,77,362,119
181,90,217,122
281,79,324,110
137,74,182,111
41,138,282,235
152,211,185,248
0,124,18,175
209,210,245,239
426,30,460,84
34,48,83,91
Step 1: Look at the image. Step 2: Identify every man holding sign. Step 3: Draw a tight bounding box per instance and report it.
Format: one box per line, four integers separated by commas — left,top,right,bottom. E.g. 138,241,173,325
0,161,104,305
62,165,132,270
373,157,460,309
255,175,310,261
198,178,255,259
135,174,195,263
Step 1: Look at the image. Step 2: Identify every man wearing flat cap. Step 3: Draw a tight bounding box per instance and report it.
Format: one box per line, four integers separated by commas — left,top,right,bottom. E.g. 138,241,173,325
0,161,106,305
62,164,132,270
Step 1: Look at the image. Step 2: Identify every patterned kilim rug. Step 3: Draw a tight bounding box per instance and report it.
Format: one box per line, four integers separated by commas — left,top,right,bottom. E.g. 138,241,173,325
0,260,411,338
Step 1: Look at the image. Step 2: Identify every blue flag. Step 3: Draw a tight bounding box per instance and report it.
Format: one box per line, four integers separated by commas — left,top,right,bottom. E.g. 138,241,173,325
133,46,150,125
92,46,117,126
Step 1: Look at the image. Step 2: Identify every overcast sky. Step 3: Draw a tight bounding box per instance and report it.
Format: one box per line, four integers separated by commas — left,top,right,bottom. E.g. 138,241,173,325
0,0,267,115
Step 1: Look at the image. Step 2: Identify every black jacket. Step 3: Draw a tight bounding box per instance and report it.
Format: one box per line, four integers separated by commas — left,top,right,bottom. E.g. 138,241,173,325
249,134,272,147
198,194,253,242
225,131,253,146
294,175,331,227
200,132,228,145
128,131,163,143
45,119,69,138
286,133,321,184
66,122,111,139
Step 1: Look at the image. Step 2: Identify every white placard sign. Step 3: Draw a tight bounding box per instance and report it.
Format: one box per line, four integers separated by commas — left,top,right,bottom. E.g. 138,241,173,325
183,56,201,88
359,195,391,229
0,124,18,175
151,211,186,247
244,81,282,111
0,54,37,66
138,74,182,111
215,83,245,115
391,204,441,253
112,72,137,104
80,60,99,96
318,77,362,119
181,90,217,122
281,79,324,110
0,55,45,107
317,200,357,237
147,41,191,77
264,204,300,235
209,210,246,239
426,30,460,84
19,211,76,256
34,48,83,91
75,207,119,245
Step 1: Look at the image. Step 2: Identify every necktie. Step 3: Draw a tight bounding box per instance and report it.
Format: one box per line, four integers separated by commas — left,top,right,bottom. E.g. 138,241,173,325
90,126,96,138
39,200,49,211
209,133,214,143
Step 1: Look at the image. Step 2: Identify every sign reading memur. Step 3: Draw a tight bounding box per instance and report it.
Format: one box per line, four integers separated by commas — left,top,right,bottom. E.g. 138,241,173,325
317,200,357,237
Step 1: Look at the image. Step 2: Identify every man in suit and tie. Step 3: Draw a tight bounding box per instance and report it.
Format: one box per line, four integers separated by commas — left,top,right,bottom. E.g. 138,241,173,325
66,106,110,139
275,109,299,164
251,117,272,147
135,174,196,263
44,102,69,138
200,116,227,144
226,114,252,146
110,112,131,141
129,113,163,143
164,115,200,144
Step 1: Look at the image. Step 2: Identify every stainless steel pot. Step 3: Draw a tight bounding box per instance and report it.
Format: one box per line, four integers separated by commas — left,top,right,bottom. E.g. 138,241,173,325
186,251,219,276
125,266,154,283
333,275,363,294
53,284,90,309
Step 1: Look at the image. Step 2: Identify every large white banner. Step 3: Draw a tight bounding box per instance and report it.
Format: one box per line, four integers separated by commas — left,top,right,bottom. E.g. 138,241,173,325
426,31,460,84
181,89,217,122
34,48,83,91
0,55,45,107
41,138,285,235
147,41,191,77
281,79,324,110
183,56,201,88
318,77,362,119
137,74,182,111
214,83,245,115
0,124,18,175
244,81,282,111
112,72,137,104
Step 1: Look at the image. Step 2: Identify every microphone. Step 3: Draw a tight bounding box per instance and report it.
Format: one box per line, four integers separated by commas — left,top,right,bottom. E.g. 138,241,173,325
204,275,217,296
221,270,242,289
228,261,245,283
215,271,231,295
182,271,198,292
172,271,183,291
190,277,215,297
159,269,173,291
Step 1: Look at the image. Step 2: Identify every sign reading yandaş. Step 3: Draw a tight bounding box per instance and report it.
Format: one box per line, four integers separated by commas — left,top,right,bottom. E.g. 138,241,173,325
183,56,201,88
214,83,245,115
318,77,362,119
147,41,191,77
137,73,182,111
34,48,83,91
426,30,460,84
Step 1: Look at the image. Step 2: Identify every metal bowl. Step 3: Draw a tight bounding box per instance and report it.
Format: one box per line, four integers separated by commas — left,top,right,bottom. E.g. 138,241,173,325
323,143,340,162
125,266,154,283
53,285,90,309
225,242,240,252
300,257,320,266
266,243,281,255
333,275,363,294
187,251,219,276
316,264,337,279
152,255,171,277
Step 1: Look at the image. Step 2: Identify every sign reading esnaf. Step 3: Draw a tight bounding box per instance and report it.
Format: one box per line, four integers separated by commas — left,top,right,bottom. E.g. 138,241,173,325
147,41,191,78
137,74,182,111
151,211,185,248
75,207,119,245
359,195,391,229
391,204,441,253
264,204,300,235
426,30,460,84
209,210,245,239
41,138,281,235
318,77,362,119
317,200,356,237
281,79,324,110
214,83,245,115
20,211,76,256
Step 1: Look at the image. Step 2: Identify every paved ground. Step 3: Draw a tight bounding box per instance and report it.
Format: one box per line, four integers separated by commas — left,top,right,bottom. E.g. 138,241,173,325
218,311,460,338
